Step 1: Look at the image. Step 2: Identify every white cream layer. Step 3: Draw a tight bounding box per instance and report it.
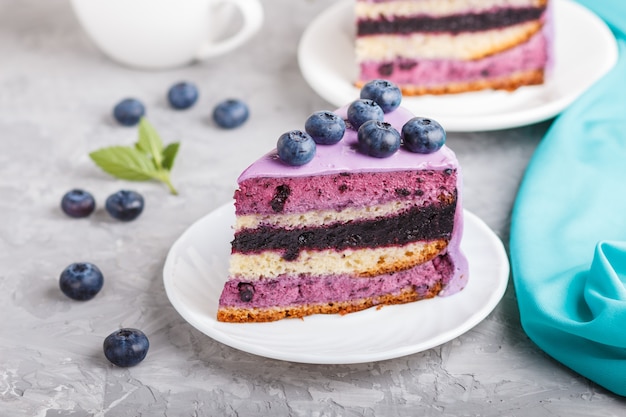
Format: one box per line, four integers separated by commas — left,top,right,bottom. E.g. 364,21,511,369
356,20,541,61
356,0,547,19
229,240,447,279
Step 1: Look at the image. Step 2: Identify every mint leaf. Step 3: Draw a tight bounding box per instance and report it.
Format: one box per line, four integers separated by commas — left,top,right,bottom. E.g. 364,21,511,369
161,142,180,171
90,146,158,181
137,118,164,169
89,119,180,195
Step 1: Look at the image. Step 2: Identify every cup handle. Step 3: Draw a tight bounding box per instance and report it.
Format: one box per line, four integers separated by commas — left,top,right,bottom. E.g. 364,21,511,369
195,0,264,60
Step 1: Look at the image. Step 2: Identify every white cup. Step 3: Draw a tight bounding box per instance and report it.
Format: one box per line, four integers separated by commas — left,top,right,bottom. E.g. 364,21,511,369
70,0,264,70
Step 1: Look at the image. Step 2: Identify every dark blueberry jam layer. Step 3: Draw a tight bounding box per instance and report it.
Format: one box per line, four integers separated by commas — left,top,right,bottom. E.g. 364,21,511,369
232,200,457,260
357,7,546,36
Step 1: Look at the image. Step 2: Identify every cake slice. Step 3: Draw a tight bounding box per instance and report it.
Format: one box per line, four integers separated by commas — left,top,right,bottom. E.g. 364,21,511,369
355,0,552,95
218,84,468,323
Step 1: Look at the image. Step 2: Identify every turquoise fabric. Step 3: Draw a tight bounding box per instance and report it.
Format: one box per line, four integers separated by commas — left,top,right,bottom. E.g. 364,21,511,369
510,1,626,396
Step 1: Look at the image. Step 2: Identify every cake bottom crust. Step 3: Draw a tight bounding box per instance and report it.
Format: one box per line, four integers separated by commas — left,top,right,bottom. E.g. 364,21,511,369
217,282,443,323
357,69,544,96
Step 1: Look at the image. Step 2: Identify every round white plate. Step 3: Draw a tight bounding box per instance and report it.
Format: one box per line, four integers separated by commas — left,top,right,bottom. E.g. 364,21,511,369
163,203,510,364
298,0,618,132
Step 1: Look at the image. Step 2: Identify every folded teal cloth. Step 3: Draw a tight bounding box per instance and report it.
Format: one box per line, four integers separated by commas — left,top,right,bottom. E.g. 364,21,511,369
510,1,626,396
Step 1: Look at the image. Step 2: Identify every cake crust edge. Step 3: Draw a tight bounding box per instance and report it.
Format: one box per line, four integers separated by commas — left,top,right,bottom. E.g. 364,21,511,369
217,283,443,323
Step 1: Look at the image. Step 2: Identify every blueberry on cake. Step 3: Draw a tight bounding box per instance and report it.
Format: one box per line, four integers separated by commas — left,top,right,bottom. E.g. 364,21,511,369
355,0,552,95
217,80,468,322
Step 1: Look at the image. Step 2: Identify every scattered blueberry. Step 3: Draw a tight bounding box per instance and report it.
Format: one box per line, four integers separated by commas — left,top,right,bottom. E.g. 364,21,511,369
113,98,145,126
277,130,316,166
59,262,104,301
212,99,249,129
347,99,384,130
103,328,149,367
105,190,144,221
360,79,402,113
401,117,446,154
61,189,96,218
304,111,346,145
357,120,401,158
167,81,199,110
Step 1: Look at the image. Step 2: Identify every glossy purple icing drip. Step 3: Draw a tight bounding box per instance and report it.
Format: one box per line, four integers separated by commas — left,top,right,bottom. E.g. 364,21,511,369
238,106,459,181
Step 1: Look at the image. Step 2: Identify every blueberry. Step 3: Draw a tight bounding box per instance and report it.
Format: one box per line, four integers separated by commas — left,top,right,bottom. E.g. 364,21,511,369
238,283,255,302
113,98,145,126
347,99,384,130
167,81,199,110
103,328,149,367
59,262,104,301
212,99,249,129
105,190,144,221
304,111,346,145
401,117,446,154
277,130,316,166
357,120,401,158
61,189,96,218
360,79,402,113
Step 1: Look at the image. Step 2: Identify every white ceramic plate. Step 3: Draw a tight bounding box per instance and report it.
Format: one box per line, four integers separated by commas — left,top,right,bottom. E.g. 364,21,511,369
297,0,618,132
163,203,509,364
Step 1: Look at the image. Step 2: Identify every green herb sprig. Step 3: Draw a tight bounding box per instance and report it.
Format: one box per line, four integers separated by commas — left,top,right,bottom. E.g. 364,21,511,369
89,118,180,195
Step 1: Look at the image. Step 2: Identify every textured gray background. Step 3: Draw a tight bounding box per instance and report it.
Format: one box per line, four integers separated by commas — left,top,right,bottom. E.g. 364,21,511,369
2,0,626,415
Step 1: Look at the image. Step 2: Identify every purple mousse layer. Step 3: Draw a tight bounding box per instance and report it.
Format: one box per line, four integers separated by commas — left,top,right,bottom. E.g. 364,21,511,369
235,169,456,216
359,30,548,85
238,106,459,182
220,255,453,309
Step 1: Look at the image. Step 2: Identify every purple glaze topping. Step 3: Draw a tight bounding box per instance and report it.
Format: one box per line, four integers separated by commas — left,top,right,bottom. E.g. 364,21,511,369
237,106,459,182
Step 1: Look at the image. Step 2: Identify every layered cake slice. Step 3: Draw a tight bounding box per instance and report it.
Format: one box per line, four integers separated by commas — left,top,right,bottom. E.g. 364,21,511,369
218,82,468,323
355,0,552,95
